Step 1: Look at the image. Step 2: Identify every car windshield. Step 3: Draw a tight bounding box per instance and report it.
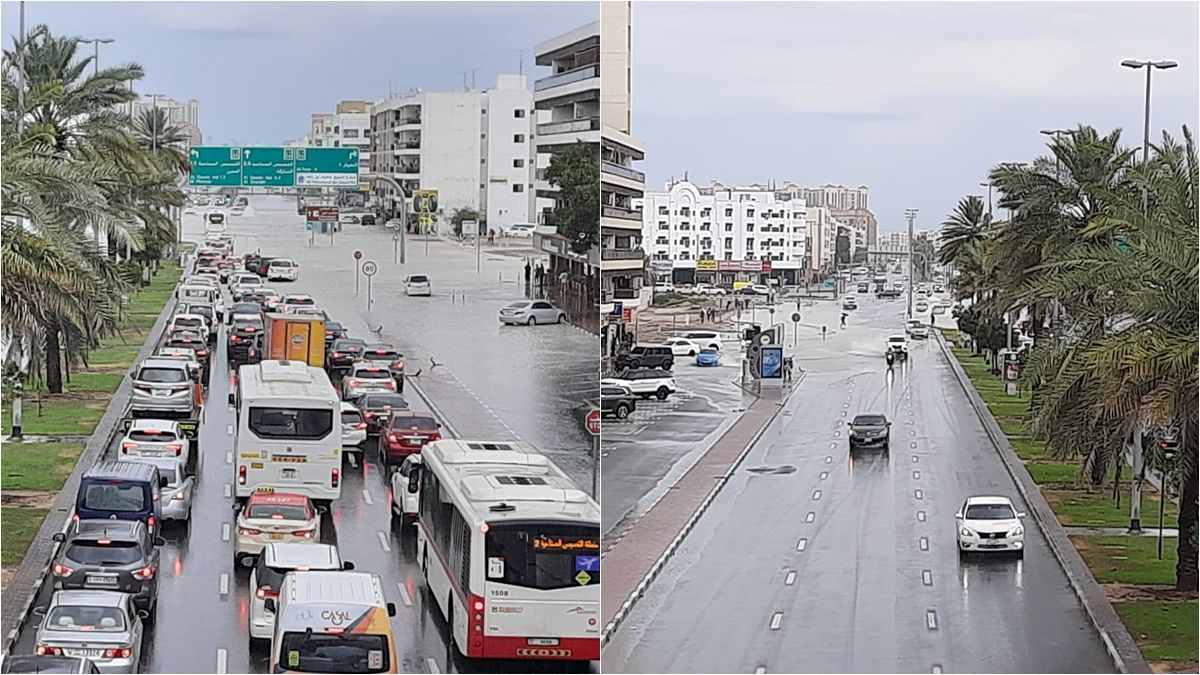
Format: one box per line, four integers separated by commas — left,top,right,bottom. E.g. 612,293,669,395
326,322,344,332
81,483,146,512
408,275,429,283
389,416,437,431
853,415,887,426
246,502,311,521
484,522,600,591
136,367,186,384
965,503,1016,520
66,540,143,566
888,337,906,344
45,606,127,633
277,632,390,674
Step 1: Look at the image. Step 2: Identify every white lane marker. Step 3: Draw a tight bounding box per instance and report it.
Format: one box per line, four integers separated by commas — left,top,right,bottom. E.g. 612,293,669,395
819,471,828,481
919,537,929,551
917,511,927,522
796,538,808,551
396,582,414,607
835,420,843,426
932,665,944,674
348,454,358,469
362,489,374,505
812,490,822,501
909,430,916,436
805,512,815,523
769,612,784,630
825,456,833,464
913,471,921,480
222,523,231,542
226,424,233,435
922,570,933,586
223,483,232,498
926,610,939,630
377,531,391,552
785,571,797,585
219,573,230,595
426,657,441,674
755,667,767,674
216,648,228,674
225,451,233,465
914,489,924,500
833,430,841,437
829,442,837,449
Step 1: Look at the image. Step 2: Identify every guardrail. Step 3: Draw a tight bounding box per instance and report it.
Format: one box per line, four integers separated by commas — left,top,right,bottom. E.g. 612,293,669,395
537,117,600,136
601,205,642,221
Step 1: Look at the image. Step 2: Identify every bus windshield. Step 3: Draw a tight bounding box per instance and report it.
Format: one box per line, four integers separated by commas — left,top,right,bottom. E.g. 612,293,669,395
484,522,600,591
277,632,390,673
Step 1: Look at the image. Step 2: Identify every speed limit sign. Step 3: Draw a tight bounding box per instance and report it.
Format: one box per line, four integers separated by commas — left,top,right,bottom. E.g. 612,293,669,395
361,261,378,276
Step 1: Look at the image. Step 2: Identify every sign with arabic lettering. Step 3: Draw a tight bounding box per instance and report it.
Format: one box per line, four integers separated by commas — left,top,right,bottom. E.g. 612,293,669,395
188,146,359,188
532,536,599,551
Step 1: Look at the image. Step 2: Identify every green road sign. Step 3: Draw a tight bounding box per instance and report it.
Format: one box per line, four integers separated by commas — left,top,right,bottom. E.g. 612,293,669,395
189,146,243,186
187,146,358,188
241,147,296,187
295,147,360,188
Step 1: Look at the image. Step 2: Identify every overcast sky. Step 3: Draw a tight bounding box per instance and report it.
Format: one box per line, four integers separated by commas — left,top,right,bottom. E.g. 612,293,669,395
631,1,1199,233
1,1,594,144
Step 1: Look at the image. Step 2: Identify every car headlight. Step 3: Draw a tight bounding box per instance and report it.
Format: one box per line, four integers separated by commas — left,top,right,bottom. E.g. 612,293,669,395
960,527,974,537
1010,526,1023,537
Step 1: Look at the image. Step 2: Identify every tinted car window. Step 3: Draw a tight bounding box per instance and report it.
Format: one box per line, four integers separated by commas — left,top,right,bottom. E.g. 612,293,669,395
277,633,389,674
66,540,143,565
361,394,408,410
248,407,333,440
81,484,146,512
341,411,363,424
128,429,177,442
388,416,437,431
137,367,187,384
353,369,391,380
408,275,428,283
853,415,888,426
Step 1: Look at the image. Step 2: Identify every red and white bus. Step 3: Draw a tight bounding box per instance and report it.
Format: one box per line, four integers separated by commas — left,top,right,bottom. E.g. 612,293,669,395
415,439,600,662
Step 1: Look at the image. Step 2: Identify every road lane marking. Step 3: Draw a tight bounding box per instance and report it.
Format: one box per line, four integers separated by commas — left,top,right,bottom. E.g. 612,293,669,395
926,610,938,630
932,666,943,674
785,571,797,585
835,420,843,426
812,490,822,501
755,667,767,674
426,657,441,674
922,570,933,586
377,531,391,552
919,537,929,551
829,442,837,449
216,648,228,674
805,512,815,523
913,471,921,480
226,424,233,435
796,538,808,551
362,489,374,505
220,573,229,595
222,523,231,542
397,582,413,607
223,483,232,498
225,451,233,465
825,456,833,463
819,471,828,481
833,430,841,437
841,411,847,416
914,489,923,500
909,430,916,436
917,511,926,522
769,612,783,630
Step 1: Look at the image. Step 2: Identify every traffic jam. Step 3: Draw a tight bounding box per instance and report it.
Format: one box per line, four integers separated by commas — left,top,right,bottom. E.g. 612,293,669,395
8,208,600,674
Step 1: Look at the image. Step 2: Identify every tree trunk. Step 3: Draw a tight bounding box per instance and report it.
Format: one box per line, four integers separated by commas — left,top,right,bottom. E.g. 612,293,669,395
1176,455,1198,591
44,323,64,394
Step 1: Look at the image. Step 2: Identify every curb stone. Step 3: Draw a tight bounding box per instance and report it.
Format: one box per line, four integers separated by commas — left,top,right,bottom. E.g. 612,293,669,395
1,277,181,655
934,330,1150,674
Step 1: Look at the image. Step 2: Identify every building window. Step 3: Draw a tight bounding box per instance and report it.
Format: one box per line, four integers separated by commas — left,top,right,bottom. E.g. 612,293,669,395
343,129,360,138
724,238,733,249
725,208,733,217
658,206,669,215
514,109,526,118
724,223,733,232
512,184,524,193
513,158,525,168
513,134,525,143
658,221,668,230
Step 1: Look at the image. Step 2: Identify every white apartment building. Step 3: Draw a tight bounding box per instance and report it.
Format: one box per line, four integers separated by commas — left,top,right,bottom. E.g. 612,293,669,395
600,1,645,329
875,231,910,254
130,95,202,146
369,76,535,234
640,180,808,286
309,102,372,183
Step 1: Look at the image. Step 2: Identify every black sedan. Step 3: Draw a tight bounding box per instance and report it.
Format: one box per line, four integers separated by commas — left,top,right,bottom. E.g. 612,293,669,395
848,413,891,451
353,393,410,436
327,338,367,374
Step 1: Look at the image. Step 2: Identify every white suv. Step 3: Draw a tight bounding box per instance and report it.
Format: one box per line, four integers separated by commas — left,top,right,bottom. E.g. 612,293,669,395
602,369,677,400
676,331,723,351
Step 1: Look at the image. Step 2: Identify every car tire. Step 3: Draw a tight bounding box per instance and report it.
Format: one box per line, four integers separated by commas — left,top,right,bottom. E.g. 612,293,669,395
615,404,630,419
557,313,565,323
527,317,536,326
688,350,696,356
656,387,670,400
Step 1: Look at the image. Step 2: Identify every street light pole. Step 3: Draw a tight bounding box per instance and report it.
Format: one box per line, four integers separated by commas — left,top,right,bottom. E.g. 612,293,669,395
80,37,114,250
1121,58,1178,212
978,182,993,220
904,208,918,319
1040,129,1072,177
16,1,25,135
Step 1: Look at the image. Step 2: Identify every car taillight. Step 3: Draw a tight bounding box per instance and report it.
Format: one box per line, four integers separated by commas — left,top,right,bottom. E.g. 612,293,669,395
256,587,279,600
387,433,399,443
239,526,261,536
346,378,359,387
331,468,340,488
52,562,73,576
36,646,62,656
103,646,133,659
431,433,441,442
121,442,137,452
172,490,188,501
238,465,247,484
147,516,156,534
166,442,183,456
294,529,315,539
196,350,208,357
354,422,367,430
229,335,241,343
470,593,486,648
132,565,156,580
384,380,396,389
392,361,405,370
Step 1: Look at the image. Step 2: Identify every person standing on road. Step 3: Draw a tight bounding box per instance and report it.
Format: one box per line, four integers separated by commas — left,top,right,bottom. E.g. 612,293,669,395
524,262,532,295
822,325,827,340
840,313,847,329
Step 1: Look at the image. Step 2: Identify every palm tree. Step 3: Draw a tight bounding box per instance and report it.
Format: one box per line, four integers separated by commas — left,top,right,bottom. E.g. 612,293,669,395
937,195,990,266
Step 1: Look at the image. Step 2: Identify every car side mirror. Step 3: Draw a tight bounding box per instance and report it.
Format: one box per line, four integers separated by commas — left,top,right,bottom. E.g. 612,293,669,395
137,609,150,620
228,392,236,406
386,602,397,617
53,533,66,543
264,599,276,614
886,422,892,427
1017,512,1027,518
160,476,170,488
154,537,166,547
343,561,355,571
31,606,47,616
954,511,963,519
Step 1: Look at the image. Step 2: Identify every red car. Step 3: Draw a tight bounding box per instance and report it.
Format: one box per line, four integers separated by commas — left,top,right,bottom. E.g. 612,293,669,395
378,411,441,467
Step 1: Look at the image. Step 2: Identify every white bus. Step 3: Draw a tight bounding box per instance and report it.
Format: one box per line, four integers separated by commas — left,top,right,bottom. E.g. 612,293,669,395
416,439,600,662
204,210,228,236
232,360,342,504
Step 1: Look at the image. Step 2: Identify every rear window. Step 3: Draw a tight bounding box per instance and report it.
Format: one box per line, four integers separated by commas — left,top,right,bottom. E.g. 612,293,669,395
248,408,334,440
341,411,363,424
46,606,127,633
366,350,399,360
81,482,148,512
408,275,429,283
136,367,187,384
389,416,437,431
272,260,296,268
354,369,391,380
277,632,390,674
285,296,314,306
66,540,143,566
247,502,311,521
128,429,177,443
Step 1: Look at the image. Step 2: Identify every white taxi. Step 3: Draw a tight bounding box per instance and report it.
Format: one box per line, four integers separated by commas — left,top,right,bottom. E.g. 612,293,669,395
234,490,321,567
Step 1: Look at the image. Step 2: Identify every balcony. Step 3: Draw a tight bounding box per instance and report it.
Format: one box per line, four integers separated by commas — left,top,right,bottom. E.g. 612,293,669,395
601,160,645,183
534,65,599,92
394,141,420,149
396,163,420,175
602,204,642,221
537,117,600,136
602,247,644,261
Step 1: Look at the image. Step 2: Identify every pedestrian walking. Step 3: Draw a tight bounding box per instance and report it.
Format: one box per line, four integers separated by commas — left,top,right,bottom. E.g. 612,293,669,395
524,262,531,295
487,228,495,245
822,325,827,340
840,313,847,329
699,309,706,324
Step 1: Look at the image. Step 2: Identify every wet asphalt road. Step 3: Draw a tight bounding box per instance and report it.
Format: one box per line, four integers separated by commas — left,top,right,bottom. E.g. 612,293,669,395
602,289,1115,674
10,197,596,673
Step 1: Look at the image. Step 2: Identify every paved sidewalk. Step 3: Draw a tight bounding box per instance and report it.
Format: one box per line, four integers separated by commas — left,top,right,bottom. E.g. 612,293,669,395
601,388,787,634
1064,526,1179,537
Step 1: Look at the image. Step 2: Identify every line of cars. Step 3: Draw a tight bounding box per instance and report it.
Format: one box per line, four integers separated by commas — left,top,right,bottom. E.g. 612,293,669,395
599,331,725,420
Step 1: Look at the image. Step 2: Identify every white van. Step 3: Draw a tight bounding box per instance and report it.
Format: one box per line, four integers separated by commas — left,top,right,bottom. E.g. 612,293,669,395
268,571,398,674
232,360,342,504
204,210,228,236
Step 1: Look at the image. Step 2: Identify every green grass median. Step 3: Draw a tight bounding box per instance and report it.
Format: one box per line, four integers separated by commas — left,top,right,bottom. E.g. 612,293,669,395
1114,602,1198,663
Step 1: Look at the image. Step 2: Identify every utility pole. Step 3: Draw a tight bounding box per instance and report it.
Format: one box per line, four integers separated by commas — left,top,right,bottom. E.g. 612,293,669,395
1121,59,1178,213
978,182,993,220
1129,423,1145,532
16,1,25,135
904,208,918,319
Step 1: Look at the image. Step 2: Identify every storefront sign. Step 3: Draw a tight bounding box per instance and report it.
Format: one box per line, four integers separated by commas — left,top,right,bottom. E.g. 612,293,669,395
740,261,761,271
761,260,772,273
718,261,740,272
696,259,718,272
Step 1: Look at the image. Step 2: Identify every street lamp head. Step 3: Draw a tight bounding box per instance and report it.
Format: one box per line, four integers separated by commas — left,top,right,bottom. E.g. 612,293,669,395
97,38,115,44
1121,59,1146,69
1152,60,1179,70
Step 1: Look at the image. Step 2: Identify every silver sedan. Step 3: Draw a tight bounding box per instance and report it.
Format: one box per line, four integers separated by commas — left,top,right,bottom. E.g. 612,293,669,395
35,590,145,674
498,300,567,325
136,457,194,522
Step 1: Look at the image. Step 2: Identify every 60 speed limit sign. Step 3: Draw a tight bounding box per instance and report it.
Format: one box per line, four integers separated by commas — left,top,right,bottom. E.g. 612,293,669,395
361,261,378,276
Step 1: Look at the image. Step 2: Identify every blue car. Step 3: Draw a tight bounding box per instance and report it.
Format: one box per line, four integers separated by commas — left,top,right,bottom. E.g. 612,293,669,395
695,348,720,366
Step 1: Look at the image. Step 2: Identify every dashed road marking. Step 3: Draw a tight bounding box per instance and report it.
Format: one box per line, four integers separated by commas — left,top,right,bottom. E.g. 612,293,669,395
917,510,926,522
362,489,374,505
426,657,441,674
932,665,943,674
226,424,233,435
224,483,232,498
919,536,929,551
833,430,841,437
922,570,933,586
225,451,233,465
785,570,797,585
829,442,837,449
222,523,231,542
819,471,828,481
377,531,391,552
219,573,229,595
812,490,822,501
805,512,815,523
397,582,413,607
914,489,924,500
911,444,918,451
216,648,228,674
754,667,767,674
769,612,783,630
926,610,939,630
796,538,808,551
825,456,833,464
913,471,921,480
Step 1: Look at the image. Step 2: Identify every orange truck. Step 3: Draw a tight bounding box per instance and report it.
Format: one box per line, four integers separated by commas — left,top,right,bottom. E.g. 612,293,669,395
263,314,326,368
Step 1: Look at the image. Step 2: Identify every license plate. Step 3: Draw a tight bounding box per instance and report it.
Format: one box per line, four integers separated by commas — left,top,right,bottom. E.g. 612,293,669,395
65,648,105,658
270,533,285,540
527,638,559,646
282,468,296,479
86,574,118,585
153,388,170,396
405,437,425,444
